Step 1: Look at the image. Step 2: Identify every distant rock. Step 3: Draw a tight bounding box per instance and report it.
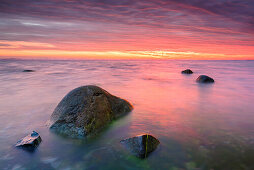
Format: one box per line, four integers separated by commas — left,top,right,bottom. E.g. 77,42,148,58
16,131,42,151
181,69,193,74
49,85,133,138
120,134,160,158
196,75,215,83
23,69,35,72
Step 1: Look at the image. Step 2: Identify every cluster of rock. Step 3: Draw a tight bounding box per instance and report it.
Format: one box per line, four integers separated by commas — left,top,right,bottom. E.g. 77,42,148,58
16,85,159,158
181,69,215,83
16,69,215,156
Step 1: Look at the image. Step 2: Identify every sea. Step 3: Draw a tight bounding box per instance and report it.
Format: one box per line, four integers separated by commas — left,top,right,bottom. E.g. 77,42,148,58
0,59,254,170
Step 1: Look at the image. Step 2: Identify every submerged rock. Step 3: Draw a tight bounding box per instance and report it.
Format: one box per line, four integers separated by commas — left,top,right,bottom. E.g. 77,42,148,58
16,131,42,151
23,69,35,72
120,134,160,158
49,85,133,138
196,75,215,83
181,69,193,74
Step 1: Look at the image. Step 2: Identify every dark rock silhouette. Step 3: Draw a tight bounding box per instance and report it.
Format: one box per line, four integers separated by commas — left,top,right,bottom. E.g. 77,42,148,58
23,69,35,72
181,69,193,74
196,75,215,83
120,134,160,158
49,85,133,138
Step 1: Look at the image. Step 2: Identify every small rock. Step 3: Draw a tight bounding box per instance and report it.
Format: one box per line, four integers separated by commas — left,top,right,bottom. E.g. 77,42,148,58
196,75,214,83
16,131,42,151
23,69,35,72
181,69,193,74
120,134,160,158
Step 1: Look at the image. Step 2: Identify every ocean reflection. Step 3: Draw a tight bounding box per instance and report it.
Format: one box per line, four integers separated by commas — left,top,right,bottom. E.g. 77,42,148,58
0,59,254,169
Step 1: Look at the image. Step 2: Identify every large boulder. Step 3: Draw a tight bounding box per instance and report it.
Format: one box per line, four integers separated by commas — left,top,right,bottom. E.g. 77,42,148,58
181,69,193,74
49,85,133,138
120,134,160,158
196,75,215,83
16,131,42,151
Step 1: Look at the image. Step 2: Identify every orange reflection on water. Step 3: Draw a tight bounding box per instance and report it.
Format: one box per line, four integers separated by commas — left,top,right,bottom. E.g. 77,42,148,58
103,60,254,145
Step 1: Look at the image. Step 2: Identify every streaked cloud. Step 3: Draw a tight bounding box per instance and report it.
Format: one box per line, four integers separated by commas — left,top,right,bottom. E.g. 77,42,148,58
0,0,253,59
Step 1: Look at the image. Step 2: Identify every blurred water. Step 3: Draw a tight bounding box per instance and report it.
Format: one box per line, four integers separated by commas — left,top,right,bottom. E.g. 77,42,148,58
0,59,254,170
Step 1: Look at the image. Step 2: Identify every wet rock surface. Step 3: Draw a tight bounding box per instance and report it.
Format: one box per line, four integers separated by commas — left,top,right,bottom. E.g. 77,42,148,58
196,75,215,83
16,131,42,151
181,69,193,74
120,134,160,158
49,85,133,138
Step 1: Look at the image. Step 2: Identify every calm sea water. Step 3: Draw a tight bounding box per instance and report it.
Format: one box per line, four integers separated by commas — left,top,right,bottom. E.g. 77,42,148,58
0,59,254,170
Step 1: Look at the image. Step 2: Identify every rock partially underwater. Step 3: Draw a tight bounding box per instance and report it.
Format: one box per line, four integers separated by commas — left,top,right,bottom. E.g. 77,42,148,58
181,69,193,74
196,75,215,83
16,131,42,151
23,69,35,72
120,134,160,158
49,85,133,138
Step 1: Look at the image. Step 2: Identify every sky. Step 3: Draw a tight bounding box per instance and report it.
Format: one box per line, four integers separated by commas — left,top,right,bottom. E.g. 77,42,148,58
0,0,254,59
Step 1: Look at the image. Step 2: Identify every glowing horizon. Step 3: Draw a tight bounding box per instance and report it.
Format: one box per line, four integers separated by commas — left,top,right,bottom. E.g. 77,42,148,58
0,49,253,60
0,0,254,60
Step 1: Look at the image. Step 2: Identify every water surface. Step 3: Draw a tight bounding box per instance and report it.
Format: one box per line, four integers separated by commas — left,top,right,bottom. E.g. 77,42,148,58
0,59,254,170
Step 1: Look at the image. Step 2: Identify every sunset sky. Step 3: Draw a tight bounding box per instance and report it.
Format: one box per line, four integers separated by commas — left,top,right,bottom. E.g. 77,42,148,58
0,0,254,59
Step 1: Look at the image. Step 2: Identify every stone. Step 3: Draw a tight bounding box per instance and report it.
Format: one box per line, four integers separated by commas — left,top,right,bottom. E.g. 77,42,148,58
181,69,193,74
120,134,160,158
49,85,133,138
196,75,215,83
16,131,42,151
23,69,35,72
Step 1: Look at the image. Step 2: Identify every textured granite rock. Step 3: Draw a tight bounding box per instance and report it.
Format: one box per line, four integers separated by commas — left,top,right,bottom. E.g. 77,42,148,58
120,134,160,158
49,85,133,138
